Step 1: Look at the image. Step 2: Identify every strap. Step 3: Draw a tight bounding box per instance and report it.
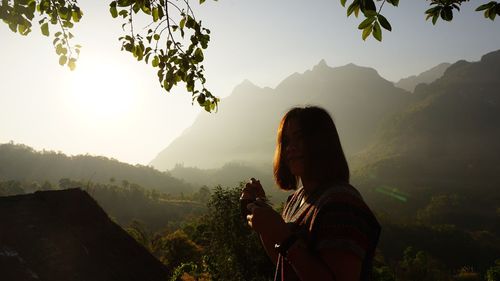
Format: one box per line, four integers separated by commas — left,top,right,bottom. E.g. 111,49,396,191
274,232,299,256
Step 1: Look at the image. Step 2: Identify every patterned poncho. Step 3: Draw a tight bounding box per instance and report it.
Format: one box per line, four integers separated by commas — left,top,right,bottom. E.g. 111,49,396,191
274,183,381,281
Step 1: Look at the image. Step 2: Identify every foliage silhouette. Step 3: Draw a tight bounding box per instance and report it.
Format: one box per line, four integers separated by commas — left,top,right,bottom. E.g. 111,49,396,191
2,0,498,110
201,185,274,281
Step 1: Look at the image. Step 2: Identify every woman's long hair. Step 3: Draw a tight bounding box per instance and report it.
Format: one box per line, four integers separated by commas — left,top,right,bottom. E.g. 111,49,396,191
273,106,349,190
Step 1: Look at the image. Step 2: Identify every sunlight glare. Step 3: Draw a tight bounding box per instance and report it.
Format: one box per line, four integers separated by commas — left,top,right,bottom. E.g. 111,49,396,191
69,60,137,119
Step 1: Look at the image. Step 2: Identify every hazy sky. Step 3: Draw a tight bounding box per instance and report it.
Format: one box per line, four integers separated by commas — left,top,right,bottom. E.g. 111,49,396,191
1,0,499,167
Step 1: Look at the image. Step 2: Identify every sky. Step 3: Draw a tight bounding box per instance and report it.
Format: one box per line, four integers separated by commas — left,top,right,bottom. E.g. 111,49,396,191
1,0,499,167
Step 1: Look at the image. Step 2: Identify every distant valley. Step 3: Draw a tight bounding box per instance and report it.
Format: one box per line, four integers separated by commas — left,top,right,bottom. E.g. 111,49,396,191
151,50,500,215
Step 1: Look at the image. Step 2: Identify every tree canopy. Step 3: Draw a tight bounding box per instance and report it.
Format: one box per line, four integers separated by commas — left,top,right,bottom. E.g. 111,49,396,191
1,0,498,111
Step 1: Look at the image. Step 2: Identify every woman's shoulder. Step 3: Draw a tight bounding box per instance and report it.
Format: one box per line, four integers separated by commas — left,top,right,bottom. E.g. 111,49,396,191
316,182,364,207
312,182,380,228
310,182,381,242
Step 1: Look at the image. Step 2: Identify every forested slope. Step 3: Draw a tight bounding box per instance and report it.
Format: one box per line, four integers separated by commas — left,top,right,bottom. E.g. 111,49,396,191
0,142,193,194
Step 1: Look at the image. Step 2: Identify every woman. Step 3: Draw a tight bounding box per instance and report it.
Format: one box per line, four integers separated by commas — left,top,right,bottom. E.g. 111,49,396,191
241,106,381,281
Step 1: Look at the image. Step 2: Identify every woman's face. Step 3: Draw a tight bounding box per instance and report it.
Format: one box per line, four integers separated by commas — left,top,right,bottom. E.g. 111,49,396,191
283,118,306,177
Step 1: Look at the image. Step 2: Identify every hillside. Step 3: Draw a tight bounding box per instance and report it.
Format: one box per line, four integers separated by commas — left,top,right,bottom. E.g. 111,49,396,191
151,60,412,171
395,62,451,92
352,50,500,217
0,143,193,194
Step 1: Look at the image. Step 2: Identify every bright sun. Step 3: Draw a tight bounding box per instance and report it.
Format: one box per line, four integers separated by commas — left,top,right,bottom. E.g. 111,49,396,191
69,60,136,119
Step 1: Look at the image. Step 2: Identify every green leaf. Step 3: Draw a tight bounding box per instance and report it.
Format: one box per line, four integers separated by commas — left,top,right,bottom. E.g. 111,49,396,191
200,0,206,3
362,24,373,40
135,43,144,60
164,77,173,91
18,24,30,35
179,17,186,29
118,10,129,18
141,4,151,14
354,5,360,17
41,22,49,36
362,0,376,13
373,21,382,41
377,14,392,31
59,55,67,66
475,2,495,11
440,6,453,21
72,11,81,22
68,58,76,71
364,10,377,17
158,5,164,20
347,1,359,17
152,56,159,67
340,0,347,7
8,23,17,33
152,7,159,22
387,0,399,7
27,1,36,18
488,7,497,20
425,6,440,14
132,3,140,13
56,44,63,55
110,5,118,18
58,7,69,20
194,48,204,63
432,13,439,25
197,94,206,105
358,16,376,29
153,34,160,40
117,0,133,7
145,53,151,63
50,15,58,25
186,16,196,29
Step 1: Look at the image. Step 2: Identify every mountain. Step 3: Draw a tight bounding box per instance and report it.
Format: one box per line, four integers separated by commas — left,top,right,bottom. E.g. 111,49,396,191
353,50,500,194
0,143,193,194
395,62,451,92
151,60,412,171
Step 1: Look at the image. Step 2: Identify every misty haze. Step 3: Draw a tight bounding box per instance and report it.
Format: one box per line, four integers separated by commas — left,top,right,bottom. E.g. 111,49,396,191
1,1,500,280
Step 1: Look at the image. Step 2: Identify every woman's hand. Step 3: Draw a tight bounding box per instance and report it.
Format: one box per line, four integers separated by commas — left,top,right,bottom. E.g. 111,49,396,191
240,178,266,200
246,200,291,244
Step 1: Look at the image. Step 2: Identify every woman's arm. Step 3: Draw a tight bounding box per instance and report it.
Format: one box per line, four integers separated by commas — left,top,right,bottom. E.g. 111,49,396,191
247,203,363,281
259,234,279,265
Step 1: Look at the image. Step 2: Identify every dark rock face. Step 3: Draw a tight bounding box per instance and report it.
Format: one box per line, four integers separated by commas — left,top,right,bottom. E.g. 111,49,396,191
0,189,168,281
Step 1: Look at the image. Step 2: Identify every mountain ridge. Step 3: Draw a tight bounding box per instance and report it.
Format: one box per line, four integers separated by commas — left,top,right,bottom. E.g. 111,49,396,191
150,61,412,170
352,49,500,191
395,62,451,92
0,142,193,194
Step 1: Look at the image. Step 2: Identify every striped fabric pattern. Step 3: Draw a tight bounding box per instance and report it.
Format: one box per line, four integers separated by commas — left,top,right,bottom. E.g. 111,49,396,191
274,182,381,281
